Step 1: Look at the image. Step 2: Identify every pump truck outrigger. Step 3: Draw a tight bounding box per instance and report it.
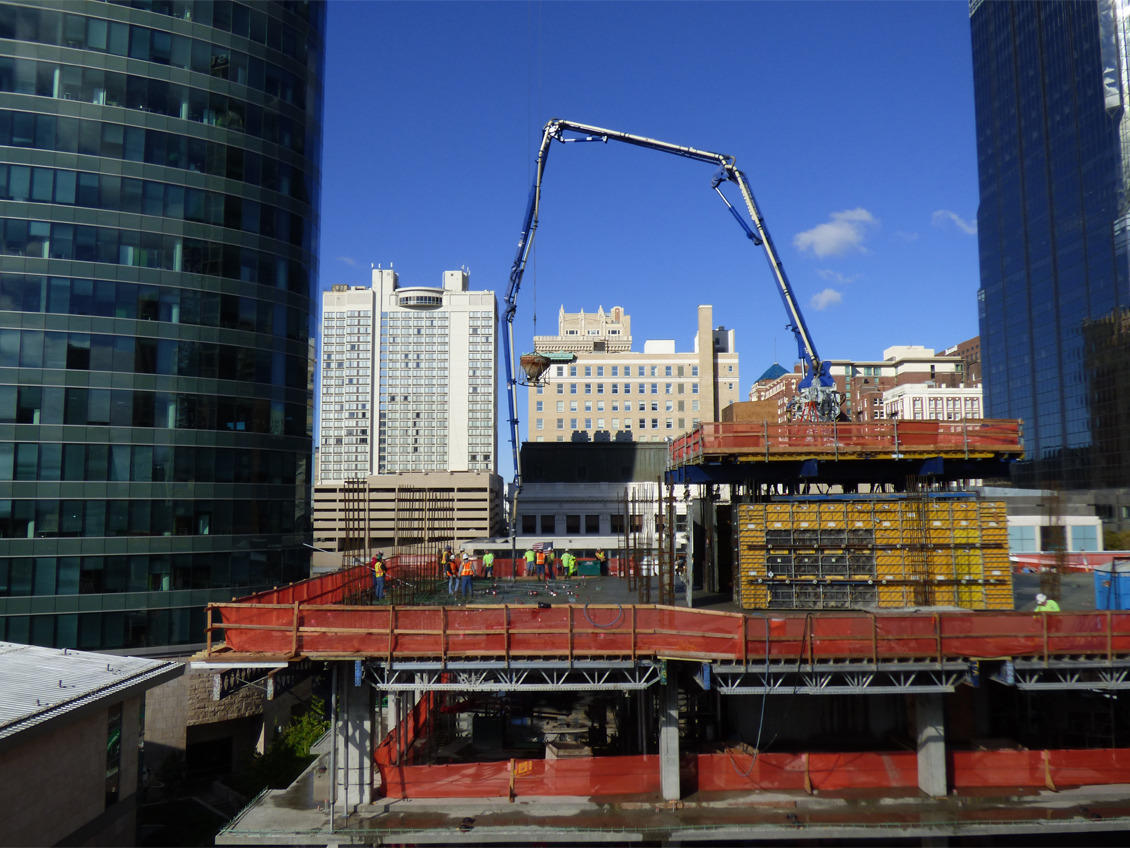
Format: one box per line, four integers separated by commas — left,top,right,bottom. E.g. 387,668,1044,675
502,119,844,500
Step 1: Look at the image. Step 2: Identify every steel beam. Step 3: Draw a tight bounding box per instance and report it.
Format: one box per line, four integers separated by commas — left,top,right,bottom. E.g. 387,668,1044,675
362,658,661,692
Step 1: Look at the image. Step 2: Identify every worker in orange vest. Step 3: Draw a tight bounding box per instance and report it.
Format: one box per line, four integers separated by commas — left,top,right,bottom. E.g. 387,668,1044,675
459,554,476,600
535,548,546,579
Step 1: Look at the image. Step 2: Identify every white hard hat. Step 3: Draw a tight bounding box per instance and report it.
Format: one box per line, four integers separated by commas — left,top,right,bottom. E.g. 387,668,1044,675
1036,593,1047,604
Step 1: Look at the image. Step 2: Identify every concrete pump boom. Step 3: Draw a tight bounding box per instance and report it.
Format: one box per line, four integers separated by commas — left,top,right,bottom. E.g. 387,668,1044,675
502,119,842,510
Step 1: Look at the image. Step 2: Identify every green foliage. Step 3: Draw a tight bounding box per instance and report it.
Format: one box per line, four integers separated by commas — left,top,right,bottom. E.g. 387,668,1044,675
1104,528,1130,551
225,697,329,797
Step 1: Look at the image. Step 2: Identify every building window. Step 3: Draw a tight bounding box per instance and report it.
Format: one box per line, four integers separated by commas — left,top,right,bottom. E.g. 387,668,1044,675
566,514,580,533
105,703,122,807
585,514,600,534
541,514,556,534
522,514,537,534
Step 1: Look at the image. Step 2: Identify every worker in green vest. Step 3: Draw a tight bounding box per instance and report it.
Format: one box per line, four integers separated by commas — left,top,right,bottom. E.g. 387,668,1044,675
1035,592,1060,612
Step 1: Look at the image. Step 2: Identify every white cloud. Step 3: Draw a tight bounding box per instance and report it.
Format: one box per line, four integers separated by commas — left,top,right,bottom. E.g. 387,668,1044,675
810,288,843,311
931,209,977,235
793,208,878,257
816,269,858,285
337,256,359,268
895,230,920,242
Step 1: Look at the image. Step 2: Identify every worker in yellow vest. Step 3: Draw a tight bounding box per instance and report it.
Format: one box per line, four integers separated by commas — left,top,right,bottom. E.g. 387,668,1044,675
459,554,476,600
371,552,386,602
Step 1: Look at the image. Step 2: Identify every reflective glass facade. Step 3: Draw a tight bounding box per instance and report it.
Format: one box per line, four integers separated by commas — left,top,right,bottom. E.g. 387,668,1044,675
971,0,1130,488
0,0,323,649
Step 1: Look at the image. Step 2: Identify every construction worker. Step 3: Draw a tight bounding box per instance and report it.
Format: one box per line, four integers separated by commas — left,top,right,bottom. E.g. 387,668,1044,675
459,553,476,599
1035,592,1060,612
563,550,576,578
535,548,547,579
446,551,460,595
524,547,536,577
482,550,495,579
371,552,386,601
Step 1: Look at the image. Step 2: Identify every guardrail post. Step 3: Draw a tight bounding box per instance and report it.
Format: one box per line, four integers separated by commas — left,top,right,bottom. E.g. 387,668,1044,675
205,604,214,655
289,601,301,658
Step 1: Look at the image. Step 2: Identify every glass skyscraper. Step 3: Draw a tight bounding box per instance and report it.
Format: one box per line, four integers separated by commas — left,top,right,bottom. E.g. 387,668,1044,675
971,0,1130,490
0,1,323,649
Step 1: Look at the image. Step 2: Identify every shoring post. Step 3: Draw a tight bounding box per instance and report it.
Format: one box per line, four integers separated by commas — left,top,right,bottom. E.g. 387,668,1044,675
803,752,813,794
205,604,214,655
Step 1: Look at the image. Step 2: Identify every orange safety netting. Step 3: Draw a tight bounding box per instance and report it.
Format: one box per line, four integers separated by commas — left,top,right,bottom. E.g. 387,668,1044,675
372,744,1130,798
212,595,1130,662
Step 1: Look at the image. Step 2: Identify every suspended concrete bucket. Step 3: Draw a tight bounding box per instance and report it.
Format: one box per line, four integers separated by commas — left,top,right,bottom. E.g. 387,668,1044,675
519,353,552,385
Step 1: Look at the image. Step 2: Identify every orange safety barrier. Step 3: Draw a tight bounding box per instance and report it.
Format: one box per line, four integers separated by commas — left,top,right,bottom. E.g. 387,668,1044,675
378,755,662,799
373,743,1130,799
696,750,918,793
669,419,1023,466
237,564,371,606
207,593,1130,662
950,748,1130,790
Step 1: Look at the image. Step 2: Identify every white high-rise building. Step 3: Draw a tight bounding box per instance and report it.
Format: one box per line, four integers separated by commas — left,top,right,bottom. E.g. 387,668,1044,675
318,266,497,482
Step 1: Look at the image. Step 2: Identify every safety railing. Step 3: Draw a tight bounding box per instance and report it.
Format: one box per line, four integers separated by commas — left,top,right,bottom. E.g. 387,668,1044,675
204,602,1130,666
668,419,1023,467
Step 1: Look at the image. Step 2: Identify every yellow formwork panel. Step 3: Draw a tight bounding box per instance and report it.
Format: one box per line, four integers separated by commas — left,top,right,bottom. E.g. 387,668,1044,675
927,523,955,544
953,549,983,579
956,583,987,608
983,584,1014,610
930,585,957,606
818,502,847,523
739,549,767,578
877,584,913,607
876,550,905,578
927,502,952,521
766,503,792,520
875,521,901,545
927,550,956,579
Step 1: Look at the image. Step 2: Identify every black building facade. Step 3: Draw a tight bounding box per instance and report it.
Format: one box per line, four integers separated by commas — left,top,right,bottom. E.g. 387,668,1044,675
0,0,323,649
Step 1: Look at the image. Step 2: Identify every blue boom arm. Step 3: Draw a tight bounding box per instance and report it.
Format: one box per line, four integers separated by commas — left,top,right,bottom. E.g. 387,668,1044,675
502,119,840,506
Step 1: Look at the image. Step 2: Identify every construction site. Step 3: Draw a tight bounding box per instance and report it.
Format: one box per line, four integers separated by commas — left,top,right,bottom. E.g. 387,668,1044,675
188,416,1130,845
187,120,1130,844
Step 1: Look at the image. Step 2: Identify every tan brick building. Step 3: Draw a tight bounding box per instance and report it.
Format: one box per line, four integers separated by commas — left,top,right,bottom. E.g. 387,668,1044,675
528,305,739,442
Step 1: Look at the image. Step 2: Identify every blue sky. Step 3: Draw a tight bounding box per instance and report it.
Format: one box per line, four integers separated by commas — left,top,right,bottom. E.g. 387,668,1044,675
317,0,980,443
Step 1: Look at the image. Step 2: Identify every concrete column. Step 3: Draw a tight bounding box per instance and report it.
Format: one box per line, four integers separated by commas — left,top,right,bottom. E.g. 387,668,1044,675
916,693,947,797
335,664,373,811
659,671,681,801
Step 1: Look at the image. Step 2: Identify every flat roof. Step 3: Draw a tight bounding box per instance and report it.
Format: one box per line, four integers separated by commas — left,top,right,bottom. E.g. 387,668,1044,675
0,642,183,749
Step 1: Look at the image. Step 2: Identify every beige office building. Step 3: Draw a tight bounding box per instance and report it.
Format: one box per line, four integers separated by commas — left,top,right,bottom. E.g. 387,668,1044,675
310,471,504,570
527,305,739,442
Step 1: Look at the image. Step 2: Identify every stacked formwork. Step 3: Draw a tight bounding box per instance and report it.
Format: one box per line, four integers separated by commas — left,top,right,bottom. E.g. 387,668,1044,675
736,497,1012,611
